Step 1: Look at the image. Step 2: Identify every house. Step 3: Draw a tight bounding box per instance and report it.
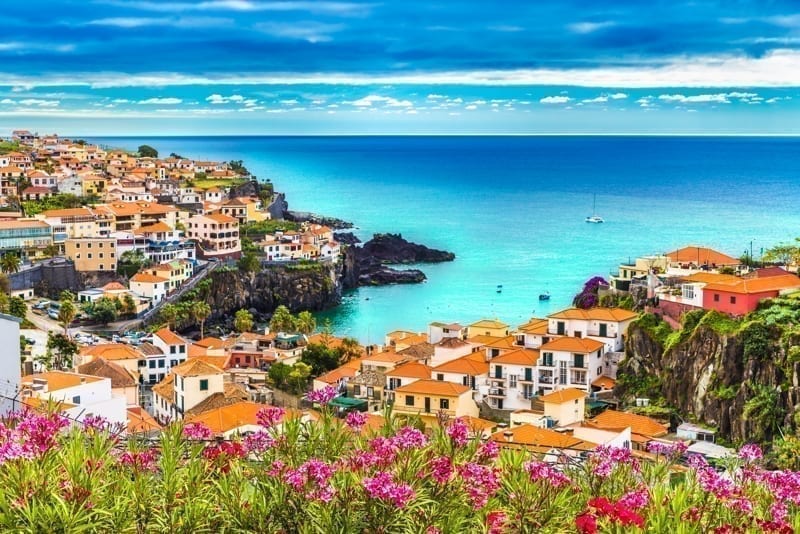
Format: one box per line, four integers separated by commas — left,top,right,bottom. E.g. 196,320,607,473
428,321,467,345
152,359,225,422
78,344,144,376
701,273,800,316
21,186,53,202
20,371,127,426
348,370,386,411
0,220,53,260
487,348,539,411
588,409,669,450
545,307,638,352
666,246,740,273
392,379,479,426
384,361,432,396
430,336,475,367
221,197,267,224
488,424,596,457
538,388,586,427
64,237,117,271
77,357,140,406
126,406,162,436
467,319,510,338
609,254,669,292
95,201,178,232
185,401,277,438
139,328,190,384
37,207,112,243
129,272,169,304
136,222,195,264
430,353,488,403
537,337,606,394
677,422,717,443
185,212,241,260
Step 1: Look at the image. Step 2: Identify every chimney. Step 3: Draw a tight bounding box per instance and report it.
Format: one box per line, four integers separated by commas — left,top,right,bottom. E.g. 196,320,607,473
503,430,513,443
33,377,48,393
80,377,86,384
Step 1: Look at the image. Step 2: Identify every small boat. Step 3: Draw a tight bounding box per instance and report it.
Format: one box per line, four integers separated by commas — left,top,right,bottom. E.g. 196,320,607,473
585,194,604,223
538,292,551,301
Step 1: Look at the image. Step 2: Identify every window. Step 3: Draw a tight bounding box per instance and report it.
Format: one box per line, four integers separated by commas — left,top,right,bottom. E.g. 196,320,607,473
405,395,415,406
440,398,450,410
200,379,209,391
353,385,361,396
158,360,165,368
87,243,92,248
180,345,186,353
436,373,444,381
559,361,567,385
556,321,565,335
99,264,103,270
599,323,608,337
542,352,554,367
72,396,80,404
170,346,176,354
99,253,103,258
87,253,92,259
714,294,720,302
509,375,517,388
682,285,695,299
148,360,156,368
730,296,737,304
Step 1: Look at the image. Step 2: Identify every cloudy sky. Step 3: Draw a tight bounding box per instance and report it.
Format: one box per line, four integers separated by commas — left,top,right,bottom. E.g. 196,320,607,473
3,0,800,134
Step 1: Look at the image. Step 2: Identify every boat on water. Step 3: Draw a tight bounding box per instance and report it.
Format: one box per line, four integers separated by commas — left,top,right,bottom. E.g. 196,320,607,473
538,292,551,301
585,194,604,223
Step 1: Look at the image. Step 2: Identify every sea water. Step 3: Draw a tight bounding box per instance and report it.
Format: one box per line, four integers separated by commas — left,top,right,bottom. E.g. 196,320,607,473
89,136,800,342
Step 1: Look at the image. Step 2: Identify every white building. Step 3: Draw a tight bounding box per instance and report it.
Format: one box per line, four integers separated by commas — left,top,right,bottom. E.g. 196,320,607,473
140,328,190,385
487,348,539,411
427,321,466,345
152,359,225,422
129,272,169,303
0,314,21,414
537,337,606,394
545,308,638,353
20,371,127,426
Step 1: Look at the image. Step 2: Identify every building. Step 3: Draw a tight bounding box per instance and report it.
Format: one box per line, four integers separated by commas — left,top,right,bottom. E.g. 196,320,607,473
487,348,539,411
488,424,596,457
666,246,741,272
79,344,144,376
96,201,178,232
129,272,169,304
701,273,800,316
588,409,669,450
0,314,21,414
64,237,117,271
152,359,225,422
537,337,606,394
538,388,586,427
20,371,127,426
0,219,52,260
37,207,112,247
184,401,269,438
77,358,140,406
430,353,488,403
467,319,510,338
140,328,190,384
544,307,638,352
428,321,466,345
609,254,669,292
392,379,479,426
146,260,193,292
384,361,433,396
185,212,241,260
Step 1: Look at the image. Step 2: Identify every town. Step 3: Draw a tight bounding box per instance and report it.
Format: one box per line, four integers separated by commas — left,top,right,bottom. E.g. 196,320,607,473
1,129,798,465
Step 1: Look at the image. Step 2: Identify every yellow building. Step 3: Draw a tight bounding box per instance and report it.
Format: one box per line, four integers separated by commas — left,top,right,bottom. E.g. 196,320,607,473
147,259,193,291
539,387,586,427
392,379,479,425
95,201,177,232
467,319,510,338
221,197,268,224
81,175,107,197
64,237,117,271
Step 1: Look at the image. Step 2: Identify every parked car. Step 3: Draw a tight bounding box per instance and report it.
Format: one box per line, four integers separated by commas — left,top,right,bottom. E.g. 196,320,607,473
33,301,50,310
48,309,60,320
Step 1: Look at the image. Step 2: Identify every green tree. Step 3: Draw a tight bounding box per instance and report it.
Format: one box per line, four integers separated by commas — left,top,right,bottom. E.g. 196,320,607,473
8,296,26,320
159,303,179,329
137,145,158,158
58,290,76,335
0,292,9,314
40,332,78,371
0,273,9,294
287,362,312,394
237,252,261,273
192,301,212,339
234,309,254,333
43,243,60,258
743,383,785,442
340,337,363,364
300,343,341,376
121,293,137,316
296,311,316,335
269,305,296,333
88,297,118,325
268,362,292,390
771,434,800,470
762,241,800,266
0,253,21,274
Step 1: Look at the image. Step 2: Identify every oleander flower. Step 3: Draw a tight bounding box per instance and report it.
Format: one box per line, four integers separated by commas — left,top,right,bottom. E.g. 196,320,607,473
392,426,428,450
486,510,507,534
575,512,598,534
476,440,500,461
306,386,338,406
738,443,763,462
429,456,453,484
458,462,500,509
182,422,213,441
256,406,286,429
446,418,469,446
363,471,416,508
345,410,368,431
617,487,649,510
525,461,571,488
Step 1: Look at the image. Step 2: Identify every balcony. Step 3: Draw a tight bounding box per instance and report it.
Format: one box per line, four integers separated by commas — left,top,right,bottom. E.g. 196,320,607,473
488,376,506,384
538,375,554,384
486,389,506,398
518,376,535,384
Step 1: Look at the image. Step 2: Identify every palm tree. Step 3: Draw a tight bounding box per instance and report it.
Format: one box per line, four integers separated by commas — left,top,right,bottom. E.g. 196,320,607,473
296,310,316,336
234,309,254,333
340,337,363,363
269,305,295,333
0,253,21,274
57,290,76,336
159,303,179,329
744,383,784,442
192,301,212,339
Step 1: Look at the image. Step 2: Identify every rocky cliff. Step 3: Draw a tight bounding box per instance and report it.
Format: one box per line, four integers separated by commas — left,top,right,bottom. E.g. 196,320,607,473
617,315,800,444
358,233,455,264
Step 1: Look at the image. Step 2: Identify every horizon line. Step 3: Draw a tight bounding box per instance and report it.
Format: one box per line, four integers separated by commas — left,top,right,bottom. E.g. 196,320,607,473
67,132,800,138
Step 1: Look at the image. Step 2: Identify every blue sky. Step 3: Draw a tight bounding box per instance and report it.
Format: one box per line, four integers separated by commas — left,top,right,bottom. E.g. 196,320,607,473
3,0,800,134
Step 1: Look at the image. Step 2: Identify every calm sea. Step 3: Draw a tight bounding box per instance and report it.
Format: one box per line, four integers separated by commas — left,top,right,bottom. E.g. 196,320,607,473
88,136,800,343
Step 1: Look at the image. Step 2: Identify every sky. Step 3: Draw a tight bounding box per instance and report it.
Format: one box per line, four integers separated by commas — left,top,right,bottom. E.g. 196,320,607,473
3,0,800,134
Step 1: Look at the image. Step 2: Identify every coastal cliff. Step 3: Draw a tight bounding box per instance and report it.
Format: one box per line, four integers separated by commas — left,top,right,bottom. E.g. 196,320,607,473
617,311,800,444
349,233,455,286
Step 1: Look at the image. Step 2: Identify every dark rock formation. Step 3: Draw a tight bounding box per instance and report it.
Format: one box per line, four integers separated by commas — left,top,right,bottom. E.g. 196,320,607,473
617,320,800,444
267,192,288,220
228,180,262,199
334,232,361,246
358,233,455,264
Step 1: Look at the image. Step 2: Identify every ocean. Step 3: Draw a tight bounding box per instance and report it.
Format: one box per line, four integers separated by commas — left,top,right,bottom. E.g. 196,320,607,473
88,136,800,343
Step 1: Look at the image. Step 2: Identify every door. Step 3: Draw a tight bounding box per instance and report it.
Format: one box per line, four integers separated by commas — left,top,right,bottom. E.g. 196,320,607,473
524,368,532,381
424,397,431,413
495,365,503,378
599,323,608,337
557,322,565,335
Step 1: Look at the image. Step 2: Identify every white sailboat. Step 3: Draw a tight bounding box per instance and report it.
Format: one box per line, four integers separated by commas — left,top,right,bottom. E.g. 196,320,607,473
585,194,604,223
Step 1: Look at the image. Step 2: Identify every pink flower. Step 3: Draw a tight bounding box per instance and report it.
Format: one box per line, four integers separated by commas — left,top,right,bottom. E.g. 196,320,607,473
525,461,571,488
182,422,213,441
283,458,337,502
617,487,649,510
345,411,368,431
575,513,598,534
429,456,453,484
647,441,688,458
243,431,275,454
306,386,338,406
426,527,442,534
446,418,469,446
392,426,428,450
363,471,416,508
81,415,111,432
487,510,507,534
256,406,286,429
476,440,500,461
458,462,500,509
737,443,763,462
118,447,159,472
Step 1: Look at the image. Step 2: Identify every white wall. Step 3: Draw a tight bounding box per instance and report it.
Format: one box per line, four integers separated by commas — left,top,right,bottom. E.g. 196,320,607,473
0,315,21,414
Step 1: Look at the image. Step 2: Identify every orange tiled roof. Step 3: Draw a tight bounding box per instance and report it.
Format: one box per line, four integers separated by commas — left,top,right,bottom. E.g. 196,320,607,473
394,379,470,396
77,358,137,388
127,407,162,434
432,355,488,375
137,221,173,233
682,272,741,285
130,273,168,283
667,246,740,266
99,201,176,216
207,212,238,224
517,318,549,335
172,359,223,377
547,307,638,322
469,319,510,329
385,361,432,379
485,336,518,350
21,371,103,392
363,350,408,364
152,374,174,399
185,401,266,434
192,355,230,369
590,409,669,438
81,343,143,361
102,282,127,291
540,337,605,354
491,348,539,366
539,387,586,404
592,376,616,389
155,327,186,346
703,274,800,295
315,366,358,384
489,424,590,449
386,330,418,341
457,415,498,432
195,337,227,349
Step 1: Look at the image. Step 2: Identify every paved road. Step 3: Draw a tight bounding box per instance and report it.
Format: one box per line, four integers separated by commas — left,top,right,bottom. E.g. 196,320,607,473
25,302,82,338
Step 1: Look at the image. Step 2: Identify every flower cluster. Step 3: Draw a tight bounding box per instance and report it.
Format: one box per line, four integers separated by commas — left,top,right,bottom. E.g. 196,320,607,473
446,418,469,447
362,471,415,508
0,410,69,463
345,410,368,431
646,440,688,458
428,456,453,484
256,406,285,429
284,458,336,503
458,462,501,508
590,445,639,478
525,461,571,488
117,447,159,473
577,496,645,532
182,422,213,441
306,386,338,406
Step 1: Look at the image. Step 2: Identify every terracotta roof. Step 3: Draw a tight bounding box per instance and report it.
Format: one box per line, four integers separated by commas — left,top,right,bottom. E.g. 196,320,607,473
469,319,509,329
195,337,227,349
137,221,173,233
592,376,616,389
667,246,740,266
539,388,586,404
436,337,469,348
517,318,549,335
151,374,174,399
77,358,137,388
171,359,223,377
184,383,249,418
315,366,358,384
489,424,590,449
385,361,432,379
466,335,505,346
394,379,470,396
703,274,800,295
138,342,163,356
491,348,539,366
155,327,186,346
81,343,144,361
397,342,435,360
386,330,418,341
682,272,741,284
394,333,429,347
130,273,168,284
41,207,95,219
456,415,498,432
485,336,518,350
127,407,161,434
22,186,52,194
21,371,103,392
547,307,638,322
540,337,605,354
589,409,669,438
432,355,489,375
207,212,237,224
363,350,408,365
102,282,127,291
99,201,176,216
185,401,266,434
192,354,231,369
0,220,49,230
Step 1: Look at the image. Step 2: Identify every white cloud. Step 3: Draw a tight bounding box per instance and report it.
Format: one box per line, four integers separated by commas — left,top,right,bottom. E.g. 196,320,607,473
205,93,246,104
279,99,299,105
18,98,59,107
658,92,759,104
349,95,413,107
138,97,183,105
111,98,130,103
609,92,628,99
568,21,615,34
88,16,231,28
99,1,373,16
0,99,15,104
582,96,608,103
464,104,477,110
426,94,445,100
254,21,344,43
539,95,572,104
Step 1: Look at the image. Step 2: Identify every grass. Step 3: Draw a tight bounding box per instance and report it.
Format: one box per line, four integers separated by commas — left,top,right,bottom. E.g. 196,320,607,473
189,178,247,190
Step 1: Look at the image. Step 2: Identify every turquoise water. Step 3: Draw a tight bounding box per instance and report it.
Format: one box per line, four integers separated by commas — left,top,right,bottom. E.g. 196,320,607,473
89,136,800,343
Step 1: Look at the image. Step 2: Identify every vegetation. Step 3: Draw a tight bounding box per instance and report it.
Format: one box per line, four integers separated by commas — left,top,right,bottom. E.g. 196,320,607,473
8,296,26,321
572,276,608,309
38,332,78,370
0,407,795,532
21,193,91,217
268,361,312,394
269,305,295,333
300,343,343,376
241,219,300,236
234,309,254,333
743,383,785,443
137,144,158,158
192,301,212,339
0,253,21,274
57,290,76,335
228,159,250,175
117,250,151,277
237,252,261,273
84,297,119,326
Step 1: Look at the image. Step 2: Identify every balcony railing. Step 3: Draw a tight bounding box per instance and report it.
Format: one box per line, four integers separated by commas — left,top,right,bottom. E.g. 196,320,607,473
538,375,554,384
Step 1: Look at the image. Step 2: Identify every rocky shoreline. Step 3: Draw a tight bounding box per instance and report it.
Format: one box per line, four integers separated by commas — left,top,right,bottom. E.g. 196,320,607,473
351,233,455,286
